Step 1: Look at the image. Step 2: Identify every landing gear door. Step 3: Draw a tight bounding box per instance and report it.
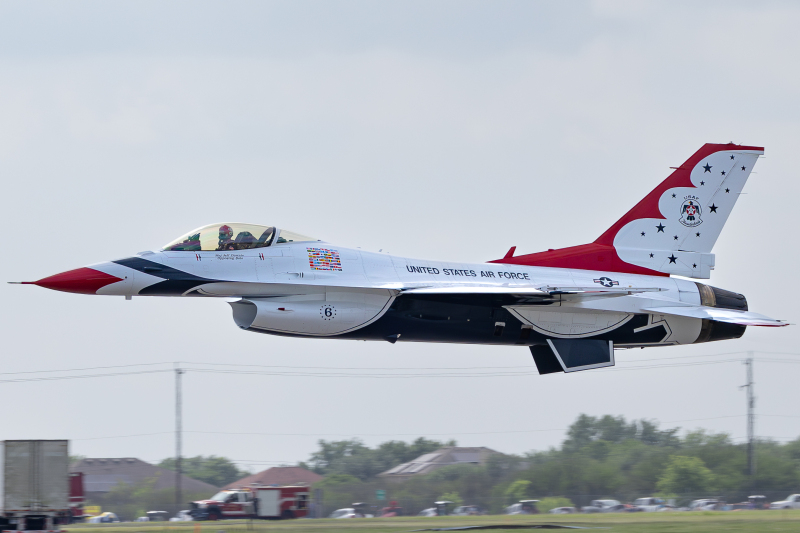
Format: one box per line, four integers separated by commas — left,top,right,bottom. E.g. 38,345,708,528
546,339,615,372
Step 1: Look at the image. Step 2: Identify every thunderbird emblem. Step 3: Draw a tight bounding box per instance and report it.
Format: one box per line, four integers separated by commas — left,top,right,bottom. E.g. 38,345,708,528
679,198,703,227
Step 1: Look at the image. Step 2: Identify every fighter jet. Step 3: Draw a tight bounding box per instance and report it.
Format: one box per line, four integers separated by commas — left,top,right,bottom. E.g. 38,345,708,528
14,143,788,374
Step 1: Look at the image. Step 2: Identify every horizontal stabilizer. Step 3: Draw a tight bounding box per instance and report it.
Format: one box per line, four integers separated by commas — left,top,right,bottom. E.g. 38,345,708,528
643,306,788,327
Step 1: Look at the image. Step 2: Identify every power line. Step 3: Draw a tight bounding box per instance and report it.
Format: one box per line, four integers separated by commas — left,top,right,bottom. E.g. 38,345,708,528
5,353,800,387
0,369,171,384
5,349,797,377
0,362,172,376
1,350,797,382
73,431,173,441
180,359,746,378
0,357,783,384
73,413,800,442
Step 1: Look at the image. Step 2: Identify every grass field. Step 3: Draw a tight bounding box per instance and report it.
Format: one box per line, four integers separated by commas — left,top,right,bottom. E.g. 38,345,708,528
67,511,800,533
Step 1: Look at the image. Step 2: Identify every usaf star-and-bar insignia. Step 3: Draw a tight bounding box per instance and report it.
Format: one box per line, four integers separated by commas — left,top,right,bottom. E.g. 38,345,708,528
593,277,620,288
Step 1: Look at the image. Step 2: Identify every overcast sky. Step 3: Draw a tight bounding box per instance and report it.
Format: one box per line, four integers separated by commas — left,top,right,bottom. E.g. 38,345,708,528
2,0,799,475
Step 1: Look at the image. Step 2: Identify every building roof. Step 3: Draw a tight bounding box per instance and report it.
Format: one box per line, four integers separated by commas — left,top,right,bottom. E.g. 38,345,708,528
377,447,503,479
223,466,322,489
71,458,218,494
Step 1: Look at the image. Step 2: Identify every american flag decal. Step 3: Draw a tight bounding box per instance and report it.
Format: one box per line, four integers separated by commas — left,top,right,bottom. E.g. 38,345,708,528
307,247,342,271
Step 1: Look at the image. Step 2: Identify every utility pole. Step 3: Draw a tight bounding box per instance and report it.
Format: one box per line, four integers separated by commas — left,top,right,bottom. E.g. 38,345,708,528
175,362,184,513
741,354,755,478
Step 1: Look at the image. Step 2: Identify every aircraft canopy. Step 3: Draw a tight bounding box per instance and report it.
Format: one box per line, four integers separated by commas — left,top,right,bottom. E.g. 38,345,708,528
162,223,316,252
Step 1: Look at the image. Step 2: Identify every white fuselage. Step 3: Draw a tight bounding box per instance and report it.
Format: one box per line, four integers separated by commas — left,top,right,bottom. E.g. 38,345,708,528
87,242,708,347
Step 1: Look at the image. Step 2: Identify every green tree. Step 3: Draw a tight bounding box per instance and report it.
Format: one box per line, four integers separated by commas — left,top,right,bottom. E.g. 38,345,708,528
87,475,209,521
439,491,463,507
306,437,455,480
308,439,370,474
536,497,575,513
158,456,248,487
315,473,362,487
289,414,800,514
504,480,531,503
313,474,364,513
656,455,715,495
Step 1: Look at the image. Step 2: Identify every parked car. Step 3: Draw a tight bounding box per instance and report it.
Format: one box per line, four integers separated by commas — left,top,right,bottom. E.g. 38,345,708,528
86,512,119,523
549,507,577,514
730,496,765,511
379,502,403,517
505,500,540,514
451,505,484,516
433,501,455,516
418,508,437,517
634,497,666,512
582,500,624,513
770,494,800,510
170,510,193,522
146,511,169,522
689,499,723,511
330,508,357,519
329,507,373,518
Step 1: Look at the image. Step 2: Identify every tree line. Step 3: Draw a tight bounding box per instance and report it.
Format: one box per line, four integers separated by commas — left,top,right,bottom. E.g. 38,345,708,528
307,414,800,513
86,414,800,517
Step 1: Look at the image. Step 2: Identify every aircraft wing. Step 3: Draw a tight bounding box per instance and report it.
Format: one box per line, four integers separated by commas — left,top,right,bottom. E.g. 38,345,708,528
399,286,666,302
399,286,550,296
400,286,665,296
538,286,667,295
643,306,788,327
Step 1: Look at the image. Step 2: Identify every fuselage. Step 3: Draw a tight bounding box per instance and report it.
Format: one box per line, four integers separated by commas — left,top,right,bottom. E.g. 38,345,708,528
67,240,742,348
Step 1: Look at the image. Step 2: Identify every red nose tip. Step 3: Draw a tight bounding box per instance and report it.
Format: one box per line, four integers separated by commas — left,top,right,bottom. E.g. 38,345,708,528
30,267,123,295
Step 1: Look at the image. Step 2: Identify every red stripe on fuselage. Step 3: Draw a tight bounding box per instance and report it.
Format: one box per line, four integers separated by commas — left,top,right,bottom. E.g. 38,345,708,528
488,242,667,276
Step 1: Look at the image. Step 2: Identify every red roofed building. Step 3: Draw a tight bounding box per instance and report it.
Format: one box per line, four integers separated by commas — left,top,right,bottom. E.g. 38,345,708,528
223,466,322,489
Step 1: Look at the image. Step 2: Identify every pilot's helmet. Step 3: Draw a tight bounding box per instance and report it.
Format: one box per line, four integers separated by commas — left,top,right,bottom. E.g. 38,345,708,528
218,224,234,241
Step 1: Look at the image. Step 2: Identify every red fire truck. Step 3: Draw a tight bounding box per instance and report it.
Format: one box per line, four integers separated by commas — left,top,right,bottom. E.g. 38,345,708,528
189,486,310,520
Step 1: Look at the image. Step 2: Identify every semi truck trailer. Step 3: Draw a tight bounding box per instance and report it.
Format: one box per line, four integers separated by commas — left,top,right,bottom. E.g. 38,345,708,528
0,440,72,532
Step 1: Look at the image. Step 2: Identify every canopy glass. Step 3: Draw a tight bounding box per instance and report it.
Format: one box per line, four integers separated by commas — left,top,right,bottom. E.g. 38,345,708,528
162,223,315,252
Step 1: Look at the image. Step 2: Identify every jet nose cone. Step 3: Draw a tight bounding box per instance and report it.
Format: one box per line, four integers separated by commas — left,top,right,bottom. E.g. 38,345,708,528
31,267,123,294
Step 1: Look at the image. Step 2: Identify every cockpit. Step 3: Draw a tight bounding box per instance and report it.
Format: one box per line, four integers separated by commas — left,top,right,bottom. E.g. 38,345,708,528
162,223,317,252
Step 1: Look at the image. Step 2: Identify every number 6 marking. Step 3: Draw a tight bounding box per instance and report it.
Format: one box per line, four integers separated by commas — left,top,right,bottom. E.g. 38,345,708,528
320,305,336,320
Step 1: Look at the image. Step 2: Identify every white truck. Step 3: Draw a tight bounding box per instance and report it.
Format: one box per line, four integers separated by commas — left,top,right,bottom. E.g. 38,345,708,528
0,440,72,532
770,494,800,510
581,500,624,513
633,497,666,512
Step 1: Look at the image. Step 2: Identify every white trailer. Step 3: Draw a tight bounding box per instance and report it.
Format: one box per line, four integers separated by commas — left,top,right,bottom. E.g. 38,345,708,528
0,441,71,533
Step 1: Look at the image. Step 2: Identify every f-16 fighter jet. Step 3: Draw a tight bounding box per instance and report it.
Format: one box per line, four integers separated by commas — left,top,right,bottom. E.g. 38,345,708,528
15,143,788,374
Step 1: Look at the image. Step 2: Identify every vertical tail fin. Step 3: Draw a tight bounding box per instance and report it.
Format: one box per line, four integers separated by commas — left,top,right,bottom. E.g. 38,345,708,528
491,143,764,278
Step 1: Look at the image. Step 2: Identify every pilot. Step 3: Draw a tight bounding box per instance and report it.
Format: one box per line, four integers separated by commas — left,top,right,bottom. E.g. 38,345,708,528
217,225,235,251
